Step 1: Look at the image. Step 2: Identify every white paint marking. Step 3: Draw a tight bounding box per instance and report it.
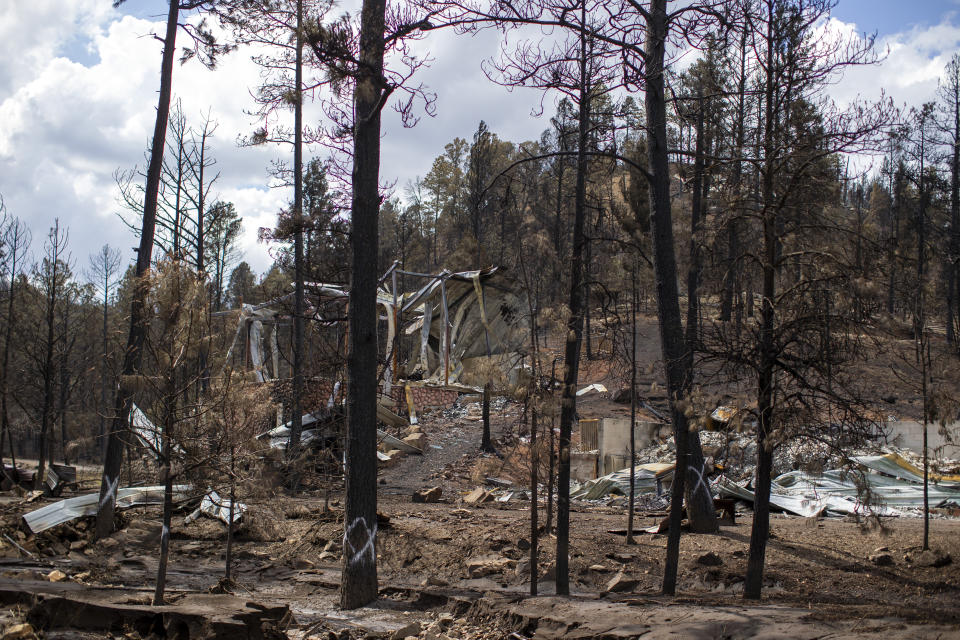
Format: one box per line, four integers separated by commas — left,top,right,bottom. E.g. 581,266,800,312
99,475,120,509
343,517,377,567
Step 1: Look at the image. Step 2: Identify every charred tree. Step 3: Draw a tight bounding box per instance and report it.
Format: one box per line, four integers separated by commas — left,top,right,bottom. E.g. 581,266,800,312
340,0,388,609
98,0,193,538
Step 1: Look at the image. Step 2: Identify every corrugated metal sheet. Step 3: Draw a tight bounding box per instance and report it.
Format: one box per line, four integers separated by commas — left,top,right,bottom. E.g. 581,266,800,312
23,485,190,533
184,490,245,525
571,463,674,500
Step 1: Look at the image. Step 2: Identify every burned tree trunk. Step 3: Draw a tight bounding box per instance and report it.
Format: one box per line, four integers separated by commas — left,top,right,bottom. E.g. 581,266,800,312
340,0,387,609
555,5,592,595
153,418,174,605
745,3,778,598
481,383,493,452
644,0,715,597
288,0,306,487
97,0,179,539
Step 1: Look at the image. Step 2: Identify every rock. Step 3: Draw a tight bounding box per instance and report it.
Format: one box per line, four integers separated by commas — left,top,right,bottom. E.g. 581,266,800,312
696,552,722,567
46,570,68,583
413,487,442,503
869,552,894,566
467,557,516,578
69,540,86,551
390,621,421,640
463,487,493,504
1,623,36,640
437,613,454,628
539,561,556,581
322,540,340,553
604,571,639,593
606,552,635,563
514,559,531,578
916,550,952,568
516,537,530,551
403,432,427,450
97,537,119,551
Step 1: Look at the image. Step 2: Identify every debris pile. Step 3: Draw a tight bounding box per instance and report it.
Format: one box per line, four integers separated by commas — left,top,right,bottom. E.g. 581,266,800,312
718,452,960,518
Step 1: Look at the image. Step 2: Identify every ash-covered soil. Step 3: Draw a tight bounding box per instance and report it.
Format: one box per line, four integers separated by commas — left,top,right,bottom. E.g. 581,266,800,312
2,399,959,639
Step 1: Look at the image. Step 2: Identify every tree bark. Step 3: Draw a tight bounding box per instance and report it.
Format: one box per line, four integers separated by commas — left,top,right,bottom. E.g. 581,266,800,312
153,429,173,605
745,3,778,598
626,268,637,544
340,0,386,609
644,0,716,596
554,4,591,595
0,232,23,482
288,0,305,487
481,383,493,451
96,0,178,539
36,224,60,491
226,443,236,581
948,73,960,348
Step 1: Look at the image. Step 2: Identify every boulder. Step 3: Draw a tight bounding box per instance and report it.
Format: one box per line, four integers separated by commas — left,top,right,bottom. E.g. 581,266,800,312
466,557,516,578
869,551,894,567
437,613,454,628
390,621,421,640
604,571,639,593
413,487,442,503
403,432,427,450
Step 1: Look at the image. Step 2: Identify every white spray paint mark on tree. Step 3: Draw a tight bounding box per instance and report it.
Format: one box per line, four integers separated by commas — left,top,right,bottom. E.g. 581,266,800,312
687,459,712,502
343,517,377,567
99,475,119,509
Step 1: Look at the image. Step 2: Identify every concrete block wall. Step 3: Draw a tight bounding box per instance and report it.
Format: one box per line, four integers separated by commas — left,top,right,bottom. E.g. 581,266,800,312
570,451,600,482
387,385,460,413
882,420,960,458
599,418,664,459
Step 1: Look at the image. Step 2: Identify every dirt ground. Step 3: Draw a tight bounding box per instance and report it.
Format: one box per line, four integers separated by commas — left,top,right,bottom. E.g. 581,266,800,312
2,396,959,639
1,312,959,638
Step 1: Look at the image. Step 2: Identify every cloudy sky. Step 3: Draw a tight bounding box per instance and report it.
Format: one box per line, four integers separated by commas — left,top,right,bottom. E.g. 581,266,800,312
0,1,958,278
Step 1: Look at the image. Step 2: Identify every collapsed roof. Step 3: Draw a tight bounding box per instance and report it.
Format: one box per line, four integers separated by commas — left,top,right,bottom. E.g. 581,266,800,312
400,267,528,386
221,265,530,390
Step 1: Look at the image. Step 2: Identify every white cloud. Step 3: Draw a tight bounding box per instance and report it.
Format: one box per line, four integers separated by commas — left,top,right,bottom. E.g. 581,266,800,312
1,5,958,282
0,9,292,275
0,0,111,95
827,18,960,111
